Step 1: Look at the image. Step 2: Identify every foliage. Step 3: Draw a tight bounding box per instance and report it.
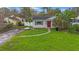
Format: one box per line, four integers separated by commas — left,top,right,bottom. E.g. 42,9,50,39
48,8,61,16
21,7,32,22
21,7,32,18
63,9,76,21
17,21,24,26
62,20,68,30
54,9,76,31
54,8,61,15
27,17,32,22
10,9,19,16
69,24,79,33
54,13,64,30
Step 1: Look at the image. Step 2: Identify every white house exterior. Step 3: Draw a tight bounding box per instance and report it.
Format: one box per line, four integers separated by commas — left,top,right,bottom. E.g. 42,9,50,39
24,16,56,28
32,20,48,28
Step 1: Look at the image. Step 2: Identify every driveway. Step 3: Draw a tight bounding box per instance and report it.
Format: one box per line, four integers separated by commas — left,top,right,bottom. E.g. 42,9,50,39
0,29,23,44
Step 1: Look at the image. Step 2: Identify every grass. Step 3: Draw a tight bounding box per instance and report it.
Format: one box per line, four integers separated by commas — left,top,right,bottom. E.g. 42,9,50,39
17,28,47,35
0,28,79,51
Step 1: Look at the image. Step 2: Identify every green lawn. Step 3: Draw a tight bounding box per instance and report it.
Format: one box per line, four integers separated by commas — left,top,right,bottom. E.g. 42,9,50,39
0,28,79,51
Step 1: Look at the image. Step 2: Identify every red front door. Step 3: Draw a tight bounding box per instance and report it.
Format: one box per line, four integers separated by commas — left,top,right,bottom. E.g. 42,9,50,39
47,21,51,28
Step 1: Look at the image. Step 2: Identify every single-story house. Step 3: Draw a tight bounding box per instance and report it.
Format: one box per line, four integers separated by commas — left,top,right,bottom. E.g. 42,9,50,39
24,15,56,28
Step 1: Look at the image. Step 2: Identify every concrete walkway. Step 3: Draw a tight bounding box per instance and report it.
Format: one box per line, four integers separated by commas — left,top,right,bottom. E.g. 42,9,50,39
0,29,23,44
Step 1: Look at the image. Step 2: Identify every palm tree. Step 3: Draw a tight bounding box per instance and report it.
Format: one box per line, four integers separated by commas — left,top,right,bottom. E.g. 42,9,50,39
55,13,63,30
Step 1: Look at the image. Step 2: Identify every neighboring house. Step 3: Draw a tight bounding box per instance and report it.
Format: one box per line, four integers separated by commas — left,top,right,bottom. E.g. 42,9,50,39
24,15,56,28
4,15,25,25
71,16,79,25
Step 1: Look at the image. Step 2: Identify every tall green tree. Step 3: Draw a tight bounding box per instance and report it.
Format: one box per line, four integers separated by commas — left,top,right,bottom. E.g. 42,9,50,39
55,8,61,15
55,9,76,30
47,8,56,16
63,9,76,21
21,7,32,22
54,13,63,30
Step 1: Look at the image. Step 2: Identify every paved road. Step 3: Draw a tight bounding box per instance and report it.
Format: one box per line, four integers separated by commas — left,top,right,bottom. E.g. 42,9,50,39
0,29,23,44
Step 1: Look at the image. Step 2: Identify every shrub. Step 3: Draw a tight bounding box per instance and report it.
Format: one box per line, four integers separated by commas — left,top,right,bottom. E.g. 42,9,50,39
68,24,79,33
17,21,24,26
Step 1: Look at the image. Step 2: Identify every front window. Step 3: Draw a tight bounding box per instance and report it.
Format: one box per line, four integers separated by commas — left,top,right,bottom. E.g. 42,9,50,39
35,21,43,25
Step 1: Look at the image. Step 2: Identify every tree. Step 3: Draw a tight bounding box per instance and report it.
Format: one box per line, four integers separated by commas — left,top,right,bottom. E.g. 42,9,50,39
54,8,76,30
63,9,76,21
54,13,63,30
47,8,56,16
21,7,32,26
21,7,32,18
54,8,61,15
0,7,11,17
30,8,38,16
10,9,18,16
38,12,47,16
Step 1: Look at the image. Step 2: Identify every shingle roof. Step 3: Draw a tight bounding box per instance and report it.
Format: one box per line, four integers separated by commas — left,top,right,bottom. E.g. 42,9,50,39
32,15,54,20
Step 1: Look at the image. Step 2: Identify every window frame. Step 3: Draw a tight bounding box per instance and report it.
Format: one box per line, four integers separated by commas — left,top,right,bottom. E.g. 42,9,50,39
35,20,43,25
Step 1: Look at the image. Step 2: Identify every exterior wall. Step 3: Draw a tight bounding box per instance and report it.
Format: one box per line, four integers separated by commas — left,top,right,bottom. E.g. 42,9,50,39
32,20,47,28
24,19,55,28
24,20,47,28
